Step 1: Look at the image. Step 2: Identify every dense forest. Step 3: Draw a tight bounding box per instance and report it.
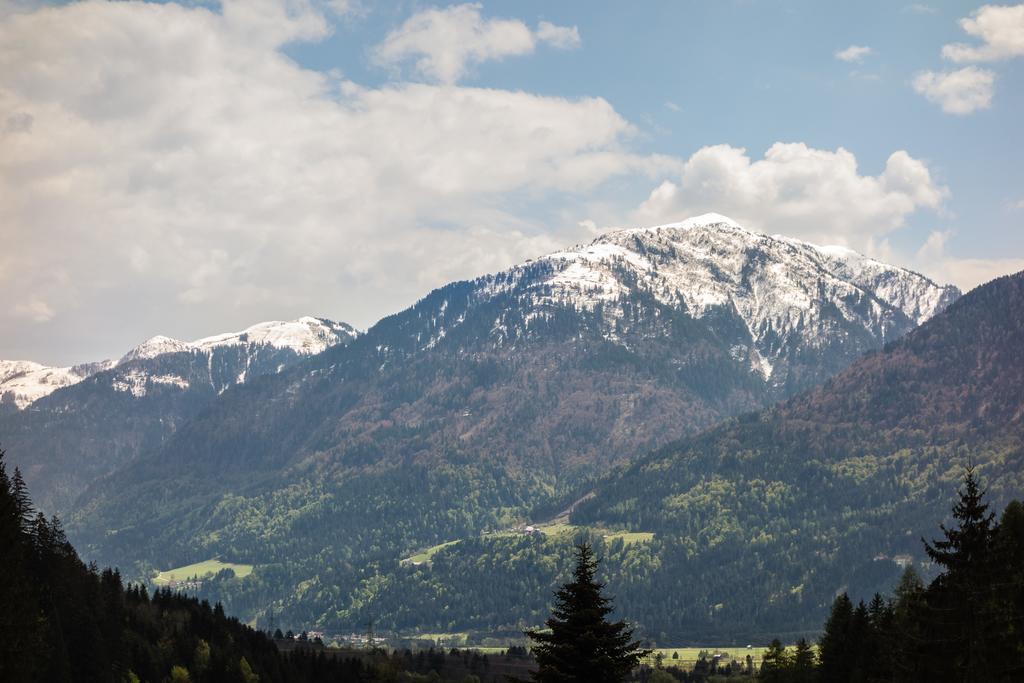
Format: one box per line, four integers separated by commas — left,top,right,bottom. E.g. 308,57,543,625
57,250,942,637
5,444,1020,682
0,447,535,682
128,273,1024,640
753,468,1024,682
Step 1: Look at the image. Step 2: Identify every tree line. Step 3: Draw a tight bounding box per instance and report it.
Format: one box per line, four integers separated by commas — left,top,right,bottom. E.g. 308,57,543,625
754,468,1023,682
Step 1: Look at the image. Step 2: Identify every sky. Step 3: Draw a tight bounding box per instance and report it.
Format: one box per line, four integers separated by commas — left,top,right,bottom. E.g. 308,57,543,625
1,0,1023,365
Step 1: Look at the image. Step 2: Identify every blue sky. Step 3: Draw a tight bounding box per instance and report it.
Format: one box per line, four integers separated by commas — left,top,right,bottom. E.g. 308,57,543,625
1,0,1022,363
289,0,1023,261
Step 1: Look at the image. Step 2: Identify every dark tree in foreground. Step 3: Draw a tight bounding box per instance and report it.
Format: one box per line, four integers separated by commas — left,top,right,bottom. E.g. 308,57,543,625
809,469,1024,683
526,543,649,682
919,467,1017,682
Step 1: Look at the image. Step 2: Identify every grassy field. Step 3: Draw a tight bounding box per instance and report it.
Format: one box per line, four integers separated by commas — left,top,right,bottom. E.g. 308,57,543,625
401,540,462,565
411,641,785,668
645,645,808,669
602,530,655,545
153,558,253,585
401,524,654,565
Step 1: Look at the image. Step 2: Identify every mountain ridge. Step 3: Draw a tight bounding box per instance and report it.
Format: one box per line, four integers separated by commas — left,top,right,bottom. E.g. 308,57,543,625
55,215,963,634
311,270,1022,642
0,316,358,512
1,316,357,411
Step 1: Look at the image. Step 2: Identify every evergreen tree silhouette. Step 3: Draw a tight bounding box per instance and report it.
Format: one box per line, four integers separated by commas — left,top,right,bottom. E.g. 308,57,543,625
526,543,649,682
920,467,1001,681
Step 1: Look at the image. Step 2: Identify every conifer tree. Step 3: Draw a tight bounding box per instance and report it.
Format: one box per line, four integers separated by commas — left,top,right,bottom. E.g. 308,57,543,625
525,543,649,682
759,638,792,682
792,638,816,683
921,467,999,681
817,593,853,683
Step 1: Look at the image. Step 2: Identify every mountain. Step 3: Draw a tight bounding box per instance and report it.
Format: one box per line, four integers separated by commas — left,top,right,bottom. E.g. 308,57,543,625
310,270,1023,644
0,359,116,412
0,317,357,512
63,214,958,631
556,269,1023,639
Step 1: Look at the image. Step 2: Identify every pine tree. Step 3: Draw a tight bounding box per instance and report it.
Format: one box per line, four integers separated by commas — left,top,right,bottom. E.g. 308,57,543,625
759,638,792,682
0,451,45,681
993,500,1024,680
525,543,649,682
792,637,816,683
818,593,853,683
924,467,995,579
890,565,926,680
920,467,1000,682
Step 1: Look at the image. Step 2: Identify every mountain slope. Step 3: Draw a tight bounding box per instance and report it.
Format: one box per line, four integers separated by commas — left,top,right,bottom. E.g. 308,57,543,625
65,215,958,630
0,359,115,412
0,317,357,512
328,271,1023,643
558,269,1024,638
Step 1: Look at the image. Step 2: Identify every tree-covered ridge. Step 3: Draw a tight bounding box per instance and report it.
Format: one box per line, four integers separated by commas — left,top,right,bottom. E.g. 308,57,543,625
1,331,357,515
305,271,1023,642
562,271,1024,639
1,448,285,681
0,447,532,682
761,469,1024,682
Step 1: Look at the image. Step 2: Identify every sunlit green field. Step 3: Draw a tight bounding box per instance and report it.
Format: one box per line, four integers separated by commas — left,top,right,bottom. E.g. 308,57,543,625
433,643,784,668
648,646,767,665
401,523,654,565
153,558,253,585
401,540,463,565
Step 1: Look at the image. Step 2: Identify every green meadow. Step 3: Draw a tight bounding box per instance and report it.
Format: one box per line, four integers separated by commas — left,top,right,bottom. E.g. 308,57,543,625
153,558,253,585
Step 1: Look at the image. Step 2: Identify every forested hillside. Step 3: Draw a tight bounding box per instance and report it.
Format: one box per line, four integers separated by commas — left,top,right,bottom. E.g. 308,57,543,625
0,448,377,682
61,219,958,634
569,270,1024,638
1,317,356,513
311,271,1024,642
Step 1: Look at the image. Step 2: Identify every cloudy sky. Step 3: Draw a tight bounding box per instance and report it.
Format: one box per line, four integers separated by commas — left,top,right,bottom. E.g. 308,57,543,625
2,0,1022,364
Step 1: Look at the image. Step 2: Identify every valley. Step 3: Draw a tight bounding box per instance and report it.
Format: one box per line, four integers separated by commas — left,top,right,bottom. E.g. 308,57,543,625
5,2,1023,679
6,215,993,643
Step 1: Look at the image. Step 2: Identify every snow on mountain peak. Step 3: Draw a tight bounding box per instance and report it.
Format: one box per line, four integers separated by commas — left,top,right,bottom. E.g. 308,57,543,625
473,214,960,382
193,317,357,355
632,212,745,233
119,335,192,364
0,359,114,410
2,317,357,409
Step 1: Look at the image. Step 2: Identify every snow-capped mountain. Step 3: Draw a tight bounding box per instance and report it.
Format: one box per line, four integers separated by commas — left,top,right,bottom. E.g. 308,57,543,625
0,359,116,410
0,317,357,410
67,214,963,623
404,213,958,394
0,317,357,512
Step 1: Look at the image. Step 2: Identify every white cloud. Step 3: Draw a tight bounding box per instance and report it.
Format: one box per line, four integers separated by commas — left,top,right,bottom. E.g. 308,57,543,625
913,67,995,114
634,143,947,249
664,101,682,112
914,230,1024,290
942,3,1024,62
13,299,55,323
906,4,938,13
835,45,873,63
0,0,660,362
373,3,580,84
536,20,581,50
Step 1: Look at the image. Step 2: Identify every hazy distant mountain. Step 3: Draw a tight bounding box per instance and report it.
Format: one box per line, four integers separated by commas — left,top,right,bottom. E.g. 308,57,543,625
60,214,960,632
0,317,357,512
